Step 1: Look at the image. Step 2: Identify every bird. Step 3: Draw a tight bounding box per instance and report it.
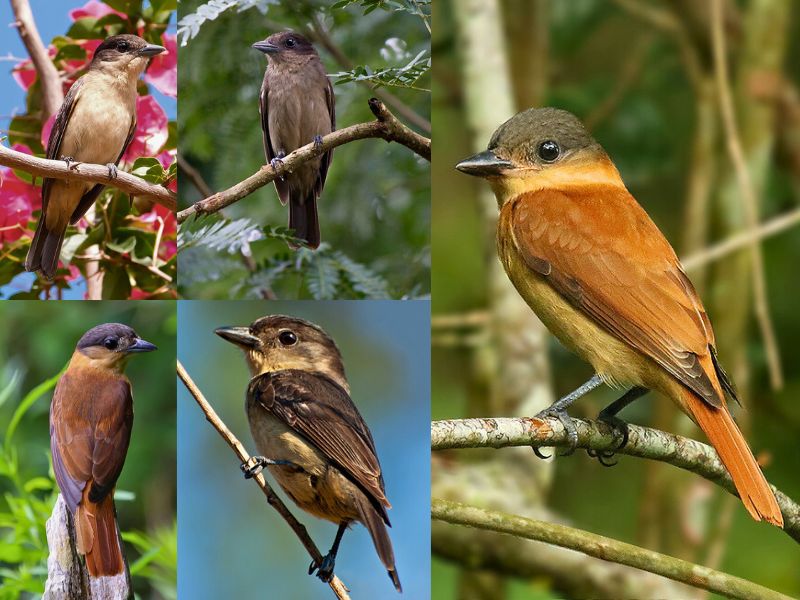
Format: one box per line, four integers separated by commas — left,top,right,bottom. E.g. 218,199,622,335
456,107,784,527
50,323,157,576
215,315,401,592
25,34,165,280
253,31,335,249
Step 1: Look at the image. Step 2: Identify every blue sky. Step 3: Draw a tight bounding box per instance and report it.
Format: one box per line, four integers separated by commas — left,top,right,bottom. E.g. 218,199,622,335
0,0,176,299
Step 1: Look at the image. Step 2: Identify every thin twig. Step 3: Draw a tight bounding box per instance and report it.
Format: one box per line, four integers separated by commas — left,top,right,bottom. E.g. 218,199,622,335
176,361,350,600
432,499,794,600
710,0,783,389
0,144,177,211
177,99,430,224
9,0,63,121
431,416,800,543
177,155,213,198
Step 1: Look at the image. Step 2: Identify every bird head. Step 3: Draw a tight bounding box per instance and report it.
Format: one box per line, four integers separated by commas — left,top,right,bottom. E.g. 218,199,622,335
456,107,616,205
75,323,157,372
92,34,165,77
216,315,348,390
252,31,319,63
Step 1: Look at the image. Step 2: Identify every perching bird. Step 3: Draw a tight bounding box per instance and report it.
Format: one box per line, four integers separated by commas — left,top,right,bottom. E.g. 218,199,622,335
215,315,401,592
25,34,165,280
456,107,783,527
50,323,157,576
253,31,335,249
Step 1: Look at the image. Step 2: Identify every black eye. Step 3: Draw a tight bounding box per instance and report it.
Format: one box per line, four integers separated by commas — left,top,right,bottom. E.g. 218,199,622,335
285,38,295,48
117,41,129,52
104,337,118,350
537,140,560,162
278,331,297,346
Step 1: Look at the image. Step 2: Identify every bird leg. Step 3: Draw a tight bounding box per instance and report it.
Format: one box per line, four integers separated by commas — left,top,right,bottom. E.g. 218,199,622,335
60,155,75,169
240,455,295,479
309,522,348,582
270,151,286,179
106,163,118,179
587,387,648,466
313,135,324,149
533,374,603,459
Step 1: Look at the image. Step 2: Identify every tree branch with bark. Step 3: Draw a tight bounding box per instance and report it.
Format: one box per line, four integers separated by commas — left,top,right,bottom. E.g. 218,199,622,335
177,99,430,224
176,361,351,600
432,416,800,543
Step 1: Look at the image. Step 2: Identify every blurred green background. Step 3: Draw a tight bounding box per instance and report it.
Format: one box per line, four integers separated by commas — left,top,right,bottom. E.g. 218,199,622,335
432,0,800,599
0,302,177,599
177,300,430,598
177,0,430,299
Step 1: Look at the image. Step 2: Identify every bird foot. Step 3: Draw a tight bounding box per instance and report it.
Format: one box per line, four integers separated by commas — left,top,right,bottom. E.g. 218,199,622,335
587,412,630,467
270,153,286,181
308,553,336,583
240,455,294,479
532,406,579,458
313,135,323,149
61,155,76,169
106,163,118,179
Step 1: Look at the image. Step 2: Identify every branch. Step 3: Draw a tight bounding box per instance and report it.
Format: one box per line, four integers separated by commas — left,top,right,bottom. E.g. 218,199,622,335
432,499,794,600
9,0,63,121
177,99,430,224
0,144,176,211
177,155,213,198
710,0,783,389
431,417,800,543
176,361,350,600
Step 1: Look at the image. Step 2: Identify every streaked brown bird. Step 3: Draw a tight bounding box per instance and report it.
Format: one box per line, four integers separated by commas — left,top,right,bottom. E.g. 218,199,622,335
50,323,157,576
457,107,783,527
25,34,165,280
253,31,335,249
216,315,401,592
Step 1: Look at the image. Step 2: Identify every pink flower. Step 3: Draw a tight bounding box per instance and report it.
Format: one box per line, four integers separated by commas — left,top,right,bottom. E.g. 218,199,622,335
144,33,177,98
123,96,169,162
0,146,39,246
69,1,126,21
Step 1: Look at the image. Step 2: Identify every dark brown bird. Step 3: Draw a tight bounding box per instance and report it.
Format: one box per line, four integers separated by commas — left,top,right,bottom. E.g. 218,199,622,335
50,323,157,576
26,34,165,280
253,31,335,249
457,107,783,527
216,315,401,592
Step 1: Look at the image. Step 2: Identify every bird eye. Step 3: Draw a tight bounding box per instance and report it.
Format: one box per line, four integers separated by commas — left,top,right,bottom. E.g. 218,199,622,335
104,337,118,350
537,140,560,162
285,38,296,48
278,330,298,346
117,41,129,52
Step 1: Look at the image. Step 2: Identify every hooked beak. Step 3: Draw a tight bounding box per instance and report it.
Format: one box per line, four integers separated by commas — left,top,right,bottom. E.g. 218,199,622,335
215,326,260,348
252,41,280,55
456,150,515,177
127,338,157,353
139,44,166,57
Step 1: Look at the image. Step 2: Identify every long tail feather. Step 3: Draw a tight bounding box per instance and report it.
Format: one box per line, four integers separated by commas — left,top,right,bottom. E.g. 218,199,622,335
354,494,402,592
76,489,125,577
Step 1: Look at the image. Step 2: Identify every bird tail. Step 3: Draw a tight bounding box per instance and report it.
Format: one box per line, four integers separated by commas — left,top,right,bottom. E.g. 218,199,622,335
25,217,65,280
288,192,320,250
354,494,401,593
679,386,783,527
75,488,125,577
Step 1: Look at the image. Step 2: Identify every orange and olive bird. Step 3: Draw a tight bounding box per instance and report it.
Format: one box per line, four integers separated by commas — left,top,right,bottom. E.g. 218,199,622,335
456,107,783,527
50,323,157,576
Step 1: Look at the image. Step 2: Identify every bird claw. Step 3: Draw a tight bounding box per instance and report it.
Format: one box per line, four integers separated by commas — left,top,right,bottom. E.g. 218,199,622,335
106,163,118,179
61,156,76,169
240,455,294,479
533,406,579,457
308,554,336,582
313,135,323,149
270,153,286,181
587,411,630,467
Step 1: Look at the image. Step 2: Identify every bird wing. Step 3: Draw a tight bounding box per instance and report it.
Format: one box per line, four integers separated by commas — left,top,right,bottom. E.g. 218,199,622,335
314,76,336,198
248,370,390,511
259,73,289,205
508,186,724,407
68,115,136,224
50,372,133,511
42,77,85,214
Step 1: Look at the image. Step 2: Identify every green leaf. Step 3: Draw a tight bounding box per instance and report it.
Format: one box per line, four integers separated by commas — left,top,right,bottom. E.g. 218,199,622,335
4,369,63,454
106,236,137,255
306,255,340,300
103,0,144,16
178,215,263,253
102,266,132,299
0,372,20,409
66,17,106,40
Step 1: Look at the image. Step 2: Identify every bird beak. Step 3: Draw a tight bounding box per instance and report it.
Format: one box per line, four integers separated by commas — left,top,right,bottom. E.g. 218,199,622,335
138,44,166,57
215,327,260,348
456,150,515,177
127,338,158,353
252,41,280,55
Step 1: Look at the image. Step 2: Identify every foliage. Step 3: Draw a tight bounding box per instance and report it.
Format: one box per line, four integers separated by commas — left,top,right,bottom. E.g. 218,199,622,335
0,1,177,299
177,0,430,299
